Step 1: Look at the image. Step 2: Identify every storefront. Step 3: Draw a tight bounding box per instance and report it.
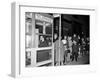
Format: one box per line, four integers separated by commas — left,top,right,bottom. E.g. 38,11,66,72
25,13,54,67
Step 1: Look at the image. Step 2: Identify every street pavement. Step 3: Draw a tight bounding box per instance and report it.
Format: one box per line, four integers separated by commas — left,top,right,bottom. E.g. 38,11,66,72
65,54,89,65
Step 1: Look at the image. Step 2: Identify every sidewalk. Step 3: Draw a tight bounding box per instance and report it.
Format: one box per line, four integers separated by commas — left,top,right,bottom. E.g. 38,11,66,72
65,54,89,65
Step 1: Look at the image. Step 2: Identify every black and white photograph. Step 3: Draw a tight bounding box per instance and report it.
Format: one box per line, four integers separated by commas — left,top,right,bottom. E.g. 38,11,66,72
10,1,97,78
25,12,90,67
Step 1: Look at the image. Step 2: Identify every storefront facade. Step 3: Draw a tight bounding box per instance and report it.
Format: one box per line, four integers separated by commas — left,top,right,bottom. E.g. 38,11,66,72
25,13,55,67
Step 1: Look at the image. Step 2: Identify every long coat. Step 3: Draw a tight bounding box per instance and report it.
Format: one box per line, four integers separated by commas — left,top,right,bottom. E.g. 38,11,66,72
54,40,65,63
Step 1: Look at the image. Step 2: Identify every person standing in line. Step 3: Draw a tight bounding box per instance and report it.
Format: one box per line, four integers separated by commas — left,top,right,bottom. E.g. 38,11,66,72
73,34,79,44
54,33,59,66
77,35,81,58
81,38,85,56
67,36,73,62
72,40,79,62
54,33,64,66
85,37,89,54
62,36,68,64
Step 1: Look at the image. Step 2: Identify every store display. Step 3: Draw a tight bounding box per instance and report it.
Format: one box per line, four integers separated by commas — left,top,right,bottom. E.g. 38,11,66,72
25,12,53,67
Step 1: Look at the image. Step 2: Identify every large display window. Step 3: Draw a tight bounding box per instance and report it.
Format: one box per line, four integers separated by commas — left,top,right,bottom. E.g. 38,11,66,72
25,12,53,67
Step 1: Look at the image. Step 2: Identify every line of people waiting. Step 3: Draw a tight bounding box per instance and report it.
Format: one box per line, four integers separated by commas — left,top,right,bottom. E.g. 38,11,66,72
54,33,89,66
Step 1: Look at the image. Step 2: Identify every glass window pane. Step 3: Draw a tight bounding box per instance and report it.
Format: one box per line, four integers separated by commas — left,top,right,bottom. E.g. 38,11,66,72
36,49,52,62
35,20,43,34
38,35,52,47
45,23,52,35
26,35,31,48
25,12,32,48
26,51,31,66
